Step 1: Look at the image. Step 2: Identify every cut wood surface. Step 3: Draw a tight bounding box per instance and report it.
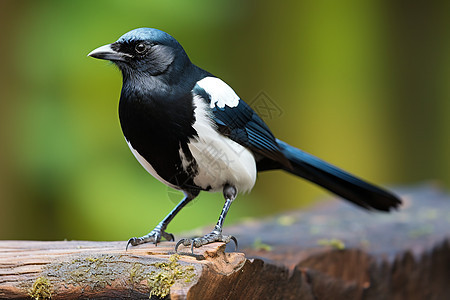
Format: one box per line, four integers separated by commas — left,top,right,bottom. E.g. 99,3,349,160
1,183,450,299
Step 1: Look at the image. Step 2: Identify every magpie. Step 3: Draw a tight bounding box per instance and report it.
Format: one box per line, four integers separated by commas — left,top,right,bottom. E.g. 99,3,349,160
88,28,402,252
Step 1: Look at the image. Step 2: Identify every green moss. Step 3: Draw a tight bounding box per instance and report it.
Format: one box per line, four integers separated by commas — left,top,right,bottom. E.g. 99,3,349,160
66,255,117,288
128,262,145,285
409,224,434,238
29,277,52,300
252,238,273,251
317,238,346,250
85,257,99,263
40,253,196,298
43,254,121,290
277,215,296,226
147,254,196,298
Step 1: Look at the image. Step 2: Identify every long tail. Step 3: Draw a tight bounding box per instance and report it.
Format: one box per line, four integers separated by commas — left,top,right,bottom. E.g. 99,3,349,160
276,139,402,212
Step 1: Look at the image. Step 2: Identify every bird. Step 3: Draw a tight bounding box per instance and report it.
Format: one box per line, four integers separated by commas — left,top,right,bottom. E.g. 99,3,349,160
88,28,402,252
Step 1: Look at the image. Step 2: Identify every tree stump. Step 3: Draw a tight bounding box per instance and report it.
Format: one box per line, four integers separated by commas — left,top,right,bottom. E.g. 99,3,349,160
1,183,449,299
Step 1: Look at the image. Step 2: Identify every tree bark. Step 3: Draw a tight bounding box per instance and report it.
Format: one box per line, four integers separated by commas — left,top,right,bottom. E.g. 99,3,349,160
1,184,449,299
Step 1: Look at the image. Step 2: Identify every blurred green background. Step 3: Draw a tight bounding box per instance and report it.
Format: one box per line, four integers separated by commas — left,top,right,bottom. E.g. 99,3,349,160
0,0,449,241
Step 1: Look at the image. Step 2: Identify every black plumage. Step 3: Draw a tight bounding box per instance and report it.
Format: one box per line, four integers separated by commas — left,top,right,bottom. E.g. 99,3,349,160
88,28,402,251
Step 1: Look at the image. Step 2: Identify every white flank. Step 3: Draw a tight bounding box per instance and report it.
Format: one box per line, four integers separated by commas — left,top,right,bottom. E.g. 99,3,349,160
127,141,180,190
181,96,257,193
196,77,240,109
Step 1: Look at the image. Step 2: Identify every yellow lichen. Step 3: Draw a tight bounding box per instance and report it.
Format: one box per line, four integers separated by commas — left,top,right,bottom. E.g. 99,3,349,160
28,277,52,300
147,254,196,298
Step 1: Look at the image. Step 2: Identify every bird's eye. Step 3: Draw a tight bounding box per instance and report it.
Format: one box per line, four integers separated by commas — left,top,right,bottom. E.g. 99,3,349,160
135,43,147,54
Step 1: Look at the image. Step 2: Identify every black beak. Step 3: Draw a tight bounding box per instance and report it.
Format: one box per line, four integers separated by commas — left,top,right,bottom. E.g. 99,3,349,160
88,43,131,62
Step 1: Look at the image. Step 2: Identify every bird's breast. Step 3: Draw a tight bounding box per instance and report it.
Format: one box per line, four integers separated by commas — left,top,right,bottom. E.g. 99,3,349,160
118,92,198,190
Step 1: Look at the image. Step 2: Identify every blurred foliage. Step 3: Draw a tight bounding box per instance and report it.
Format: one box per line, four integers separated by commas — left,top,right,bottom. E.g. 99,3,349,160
0,0,449,241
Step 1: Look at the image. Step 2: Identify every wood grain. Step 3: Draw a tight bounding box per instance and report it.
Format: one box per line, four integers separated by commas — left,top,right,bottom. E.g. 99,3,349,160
1,184,449,299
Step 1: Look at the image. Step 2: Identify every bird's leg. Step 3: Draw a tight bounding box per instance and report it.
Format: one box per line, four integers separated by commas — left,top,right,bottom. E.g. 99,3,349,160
127,191,196,249
175,184,238,253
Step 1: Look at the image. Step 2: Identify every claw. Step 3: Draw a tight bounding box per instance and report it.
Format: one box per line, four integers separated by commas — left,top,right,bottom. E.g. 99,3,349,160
163,232,175,242
175,239,188,253
126,237,138,251
174,232,239,253
230,236,238,251
173,238,196,254
126,228,174,250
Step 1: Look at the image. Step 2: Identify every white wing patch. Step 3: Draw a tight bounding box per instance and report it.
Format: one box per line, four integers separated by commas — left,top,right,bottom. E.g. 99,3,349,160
181,96,257,193
196,77,240,109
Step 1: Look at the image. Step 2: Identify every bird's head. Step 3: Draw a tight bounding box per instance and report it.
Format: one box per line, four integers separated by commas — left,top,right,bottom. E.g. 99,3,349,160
88,28,190,78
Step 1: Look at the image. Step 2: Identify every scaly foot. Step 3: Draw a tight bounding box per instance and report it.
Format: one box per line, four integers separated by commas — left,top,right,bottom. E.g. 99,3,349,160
175,227,238,253
126,226,174,250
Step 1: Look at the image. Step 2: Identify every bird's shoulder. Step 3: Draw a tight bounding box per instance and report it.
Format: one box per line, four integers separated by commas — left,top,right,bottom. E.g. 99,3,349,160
191,75,290,167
